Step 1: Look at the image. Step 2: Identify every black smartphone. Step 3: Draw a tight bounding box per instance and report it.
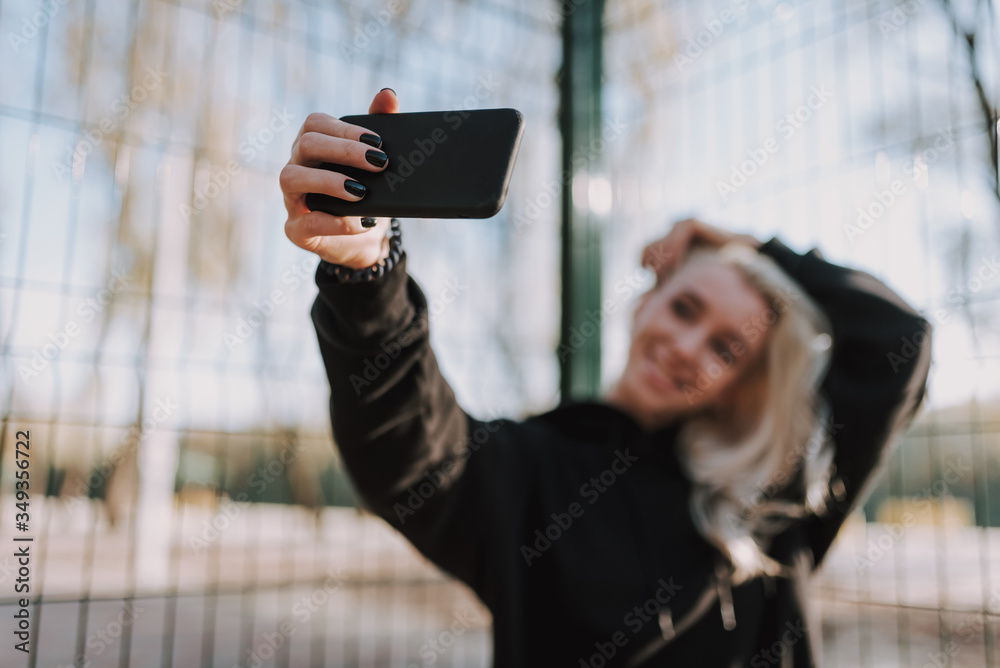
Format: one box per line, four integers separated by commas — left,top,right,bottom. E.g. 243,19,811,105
304,108,525,219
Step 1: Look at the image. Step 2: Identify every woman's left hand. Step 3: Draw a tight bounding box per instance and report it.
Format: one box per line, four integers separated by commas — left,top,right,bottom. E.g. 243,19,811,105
640,218,761,283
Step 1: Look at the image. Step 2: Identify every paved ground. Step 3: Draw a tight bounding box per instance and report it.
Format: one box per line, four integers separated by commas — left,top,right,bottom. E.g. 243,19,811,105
0,498,996,667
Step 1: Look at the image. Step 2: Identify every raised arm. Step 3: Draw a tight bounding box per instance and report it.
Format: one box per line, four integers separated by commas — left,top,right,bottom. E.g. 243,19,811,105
640,220,933,568
310,248,510,590
281,90,519,593
755,237,933,567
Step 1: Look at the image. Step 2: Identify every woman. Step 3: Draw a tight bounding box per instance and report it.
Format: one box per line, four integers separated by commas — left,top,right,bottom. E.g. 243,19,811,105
281,89,933,667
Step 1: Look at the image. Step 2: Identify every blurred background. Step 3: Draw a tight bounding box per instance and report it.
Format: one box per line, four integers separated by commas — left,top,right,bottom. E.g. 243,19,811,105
0,0,998,666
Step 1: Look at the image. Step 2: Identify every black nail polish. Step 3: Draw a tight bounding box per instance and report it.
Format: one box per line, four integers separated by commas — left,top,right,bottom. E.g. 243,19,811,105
380,87,396,96
361,217,377,228
344,180,367,198
359,133,381,148
366,150,388,168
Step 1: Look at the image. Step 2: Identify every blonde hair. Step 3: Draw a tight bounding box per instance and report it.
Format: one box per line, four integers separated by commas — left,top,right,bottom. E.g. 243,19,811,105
648,242,835,584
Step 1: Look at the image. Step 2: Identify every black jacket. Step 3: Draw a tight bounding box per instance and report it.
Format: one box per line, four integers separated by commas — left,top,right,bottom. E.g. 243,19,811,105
310,234,933,667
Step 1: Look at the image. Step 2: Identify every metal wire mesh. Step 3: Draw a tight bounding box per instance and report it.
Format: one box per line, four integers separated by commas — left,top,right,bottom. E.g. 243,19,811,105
0,0,558,665
1,0,998,666
601,0,1000,665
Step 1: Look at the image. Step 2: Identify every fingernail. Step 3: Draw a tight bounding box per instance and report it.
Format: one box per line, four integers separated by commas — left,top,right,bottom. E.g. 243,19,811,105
359,133,381,148
361,217,377,228
344,180,367,198
365,150,388,168
380,87,396,96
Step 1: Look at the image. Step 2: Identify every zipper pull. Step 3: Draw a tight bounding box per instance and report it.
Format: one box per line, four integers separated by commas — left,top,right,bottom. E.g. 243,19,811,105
715,561,737,631
658,607,675,641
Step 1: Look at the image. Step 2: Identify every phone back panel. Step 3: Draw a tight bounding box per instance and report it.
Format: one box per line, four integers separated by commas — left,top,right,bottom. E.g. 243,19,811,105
304,108,524,219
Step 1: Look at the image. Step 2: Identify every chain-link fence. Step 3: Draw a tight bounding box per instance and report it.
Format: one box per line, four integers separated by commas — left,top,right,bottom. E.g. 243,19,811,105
0,0,997,666
602,1,999,666
0,0,559,665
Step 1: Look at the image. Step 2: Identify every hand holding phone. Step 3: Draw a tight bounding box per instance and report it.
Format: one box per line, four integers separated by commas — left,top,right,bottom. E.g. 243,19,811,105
304,107,525,219
280,88,398,270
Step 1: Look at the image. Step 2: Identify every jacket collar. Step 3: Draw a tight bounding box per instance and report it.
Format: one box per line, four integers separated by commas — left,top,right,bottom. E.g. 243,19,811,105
535,398,685,467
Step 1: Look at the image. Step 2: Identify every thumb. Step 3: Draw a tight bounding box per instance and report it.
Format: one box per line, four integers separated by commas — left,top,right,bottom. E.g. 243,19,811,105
369,88,399,114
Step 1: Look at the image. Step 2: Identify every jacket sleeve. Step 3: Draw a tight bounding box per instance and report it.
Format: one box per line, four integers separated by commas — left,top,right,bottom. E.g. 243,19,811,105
310,250,514,595
756,237,933,568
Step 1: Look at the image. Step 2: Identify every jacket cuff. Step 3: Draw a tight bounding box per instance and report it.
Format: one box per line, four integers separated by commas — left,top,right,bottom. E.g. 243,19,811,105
312,251,414,350
756,236,925,322
757,236,807,273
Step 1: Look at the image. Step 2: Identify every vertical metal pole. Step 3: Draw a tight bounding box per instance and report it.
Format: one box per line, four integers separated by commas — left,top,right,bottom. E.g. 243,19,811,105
559,0,606,402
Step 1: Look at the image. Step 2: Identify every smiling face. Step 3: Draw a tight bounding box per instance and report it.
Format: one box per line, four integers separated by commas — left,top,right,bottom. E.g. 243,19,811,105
606,255,773,432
